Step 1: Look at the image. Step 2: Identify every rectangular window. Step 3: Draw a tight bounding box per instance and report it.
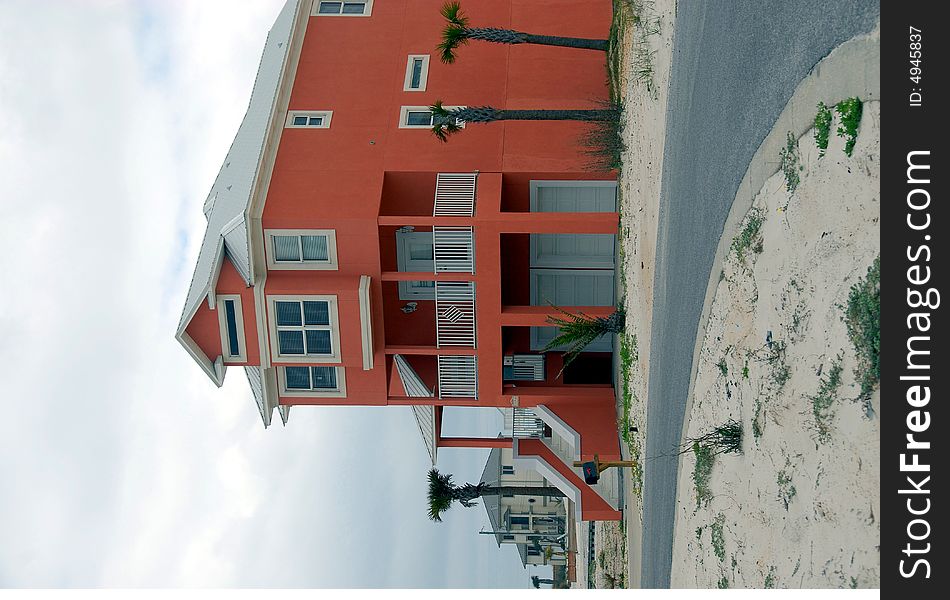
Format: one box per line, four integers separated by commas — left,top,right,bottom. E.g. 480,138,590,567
399,105,464,129
286,111,333,129
502,465,515,476
265,229,338,271
224,300,240,356
313,1,372,16
216,295,247,363
267,295,341,363
281,366,347,397
403,55,430,91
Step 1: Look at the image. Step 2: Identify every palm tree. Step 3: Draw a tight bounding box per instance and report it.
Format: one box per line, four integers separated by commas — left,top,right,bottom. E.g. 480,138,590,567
544,306,625,376
531,576,555,588
426,468,565,522
429,100,619,142
438,2,608,63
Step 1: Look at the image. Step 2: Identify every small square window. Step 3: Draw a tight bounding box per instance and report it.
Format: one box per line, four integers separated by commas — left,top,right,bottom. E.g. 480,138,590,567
314,1,371,16
286,111,332,129
281,366,346,397
406,111,432,126
268,231,337,270
283,366,342,393
502,465,515,476
400,106,464,130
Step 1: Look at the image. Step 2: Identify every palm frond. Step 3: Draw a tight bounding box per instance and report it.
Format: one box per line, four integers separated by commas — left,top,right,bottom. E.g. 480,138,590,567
427,468,456,522
440,1,468,27
429,100,462,142
543,305,625,376
437,24,468,63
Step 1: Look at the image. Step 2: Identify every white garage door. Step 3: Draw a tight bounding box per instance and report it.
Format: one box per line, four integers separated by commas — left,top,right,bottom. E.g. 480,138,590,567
528,180,618,353
529,180,617,269
529,269,615,352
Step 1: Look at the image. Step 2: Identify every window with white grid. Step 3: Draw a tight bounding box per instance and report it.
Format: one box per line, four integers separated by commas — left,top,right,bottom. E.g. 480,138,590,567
267,296,341,363
281,366,346,397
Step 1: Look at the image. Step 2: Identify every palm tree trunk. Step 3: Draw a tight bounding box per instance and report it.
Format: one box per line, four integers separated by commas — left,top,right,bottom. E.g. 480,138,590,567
465,27,607,51
522,33,608,51
496,109,617,122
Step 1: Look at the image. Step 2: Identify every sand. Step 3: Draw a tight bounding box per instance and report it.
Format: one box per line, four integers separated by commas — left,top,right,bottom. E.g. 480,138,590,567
669,102,881,588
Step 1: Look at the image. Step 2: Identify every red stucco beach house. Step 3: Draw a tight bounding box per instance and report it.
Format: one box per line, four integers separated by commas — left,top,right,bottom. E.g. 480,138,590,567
177,0,622,521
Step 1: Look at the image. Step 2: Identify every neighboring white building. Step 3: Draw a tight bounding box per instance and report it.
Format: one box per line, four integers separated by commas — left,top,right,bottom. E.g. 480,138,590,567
479,444,571,569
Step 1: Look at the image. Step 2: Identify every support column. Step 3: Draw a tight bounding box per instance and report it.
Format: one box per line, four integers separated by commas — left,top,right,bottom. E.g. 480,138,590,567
500,305,616,327
493,212,619,234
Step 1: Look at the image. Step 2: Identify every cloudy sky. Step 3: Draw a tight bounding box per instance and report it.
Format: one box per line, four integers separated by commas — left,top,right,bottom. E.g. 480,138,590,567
0,0,535,588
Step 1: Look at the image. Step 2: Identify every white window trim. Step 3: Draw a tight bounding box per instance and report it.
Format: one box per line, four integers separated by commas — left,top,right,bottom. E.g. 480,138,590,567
312,0,373,16
264,229,339,271
398,105,465,129
285,110,333,129
267,295,342,363
217,295,247,363
403,55,430,91
278,366,347,398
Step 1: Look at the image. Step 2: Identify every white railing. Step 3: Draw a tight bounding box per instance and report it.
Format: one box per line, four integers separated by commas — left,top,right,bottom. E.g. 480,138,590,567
435,281,476,348
512,408,545,438
433,226,474,273
433,172,477,217
438,355,478,398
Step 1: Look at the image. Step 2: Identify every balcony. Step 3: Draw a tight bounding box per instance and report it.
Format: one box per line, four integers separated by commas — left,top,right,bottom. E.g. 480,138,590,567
433,226,474,273
433,172,477,217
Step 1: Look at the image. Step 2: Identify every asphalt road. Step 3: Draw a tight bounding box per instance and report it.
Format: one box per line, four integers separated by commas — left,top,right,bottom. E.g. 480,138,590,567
641,0,880,588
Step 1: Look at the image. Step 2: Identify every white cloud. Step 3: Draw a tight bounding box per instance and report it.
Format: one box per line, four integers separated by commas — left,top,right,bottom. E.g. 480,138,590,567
0,0,536,588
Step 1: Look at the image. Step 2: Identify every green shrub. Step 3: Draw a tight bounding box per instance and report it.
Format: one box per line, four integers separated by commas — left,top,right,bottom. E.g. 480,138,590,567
732,207,765,264
811,357,843,442
779,131,803,192
692,442,715,508
814,102,833,157
845,256,880,398
835,97,863,157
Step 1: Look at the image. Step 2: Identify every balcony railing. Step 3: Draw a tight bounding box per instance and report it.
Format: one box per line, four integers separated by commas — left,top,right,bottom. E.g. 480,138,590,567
433,172,477,217
512,408,545,438
438,355,478,398
435,281,476,348
433,226,474,273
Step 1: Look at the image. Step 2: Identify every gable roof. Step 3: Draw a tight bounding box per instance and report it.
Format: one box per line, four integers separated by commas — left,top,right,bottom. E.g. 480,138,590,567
177,0,298,343
175,0,301,424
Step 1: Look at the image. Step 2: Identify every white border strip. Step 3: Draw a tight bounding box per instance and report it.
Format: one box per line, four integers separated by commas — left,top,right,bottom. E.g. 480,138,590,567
511,439,583,523
532,405,582,462
359,275,374,370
